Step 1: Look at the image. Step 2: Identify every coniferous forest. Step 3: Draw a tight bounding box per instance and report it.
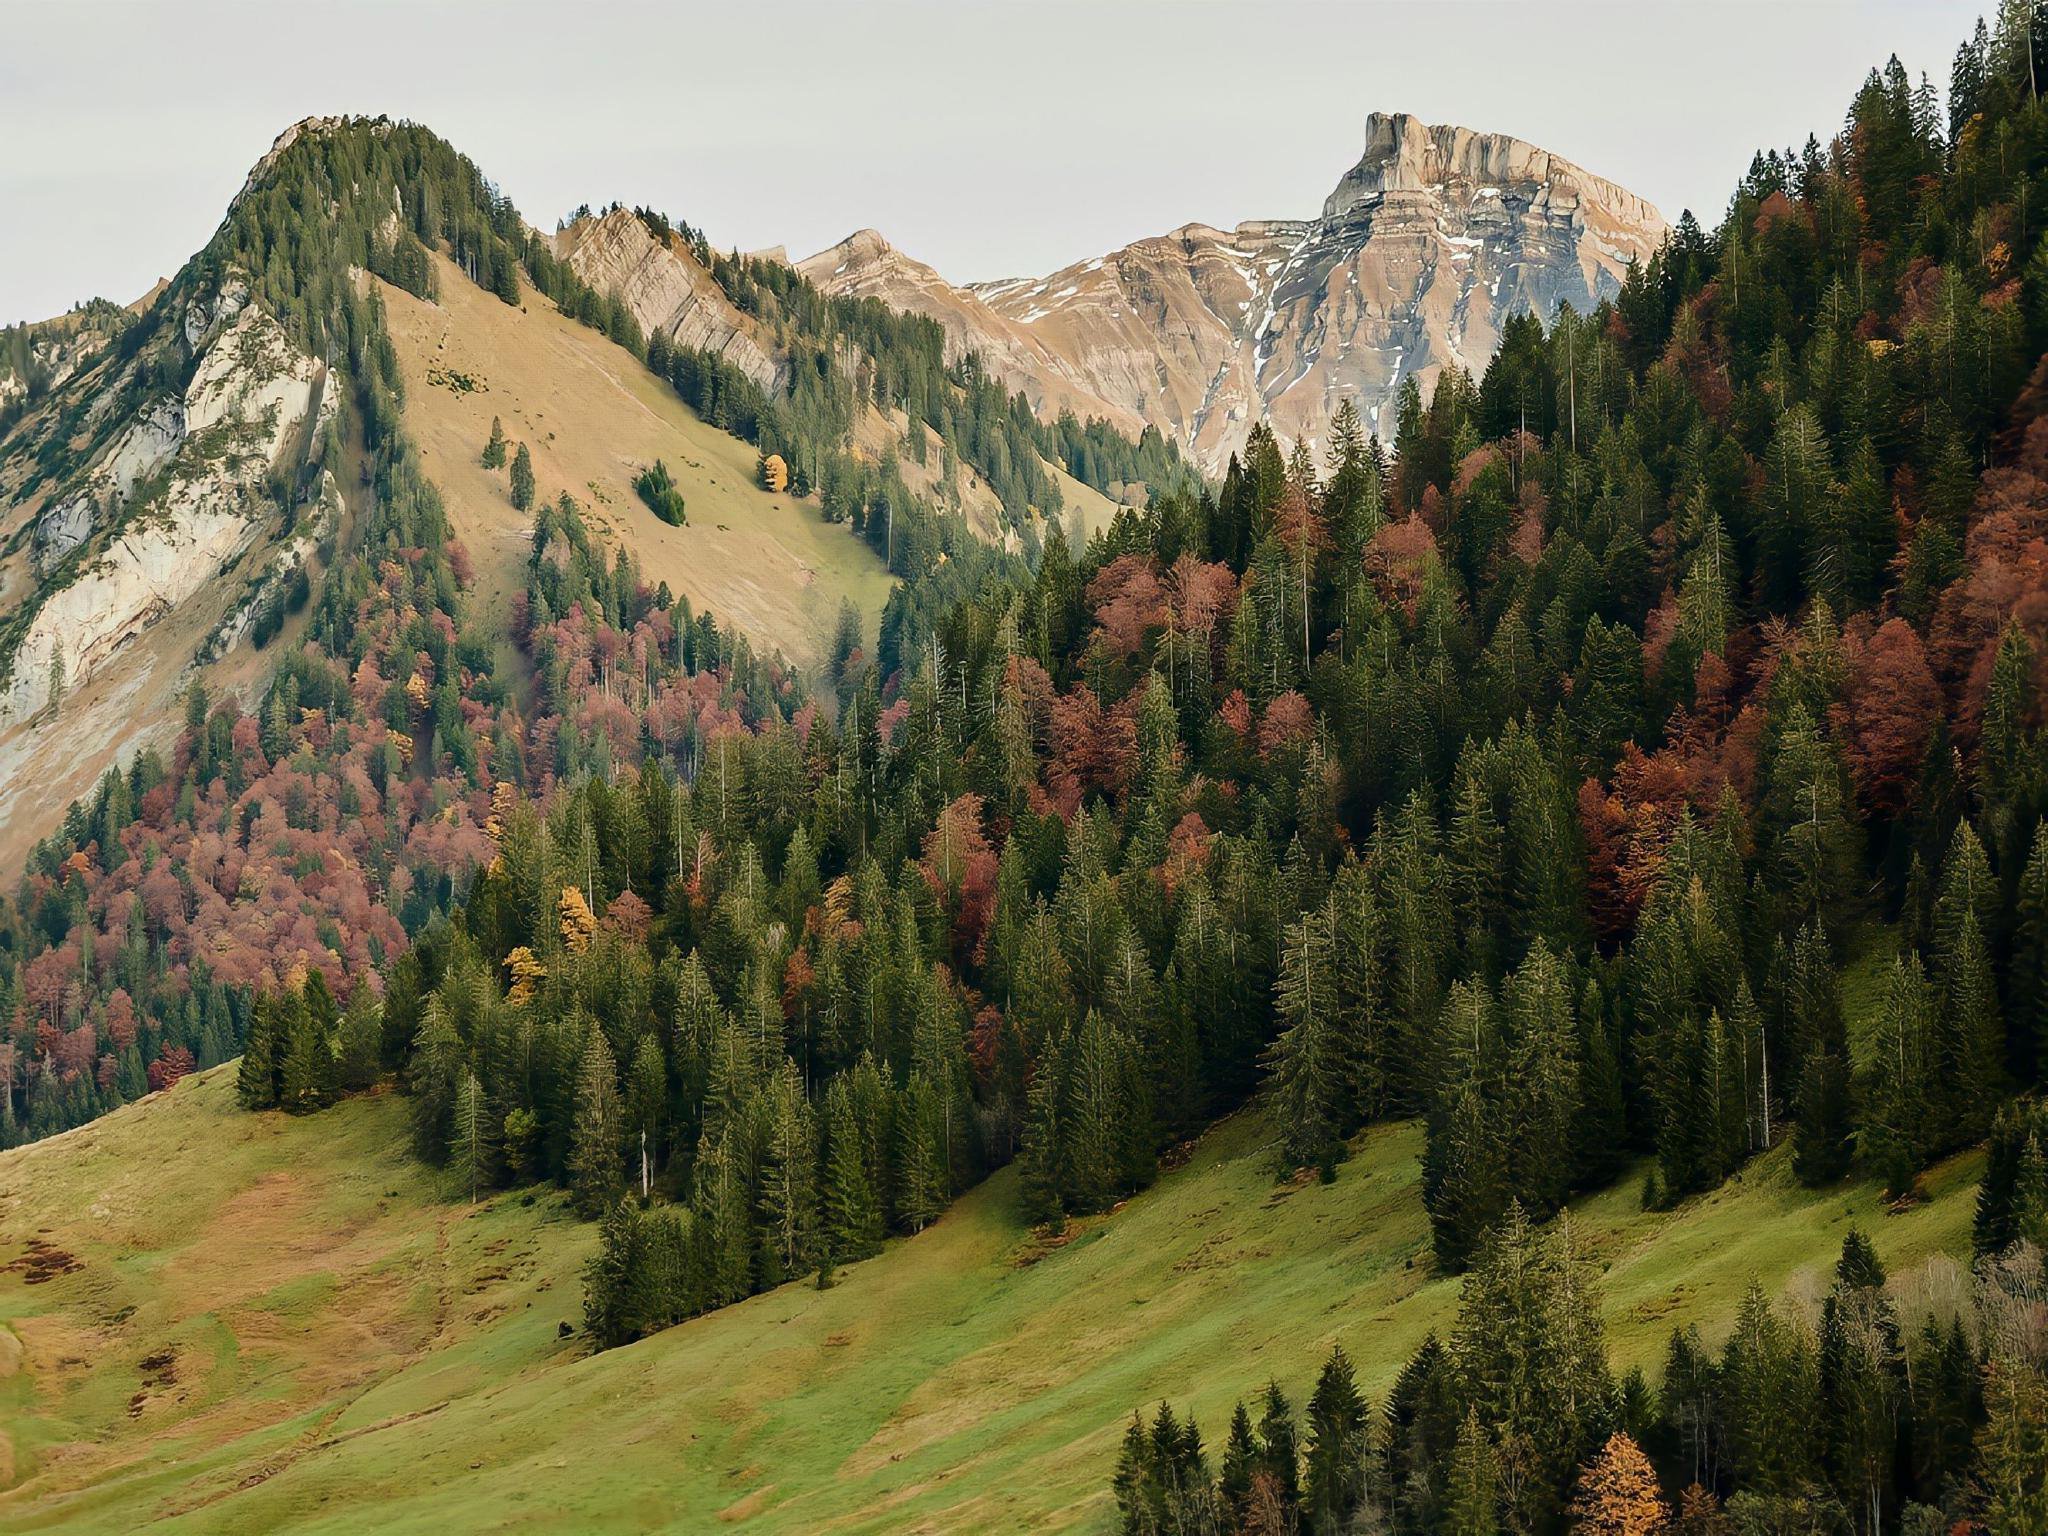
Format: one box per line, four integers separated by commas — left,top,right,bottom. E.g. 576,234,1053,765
5,7,2048,1534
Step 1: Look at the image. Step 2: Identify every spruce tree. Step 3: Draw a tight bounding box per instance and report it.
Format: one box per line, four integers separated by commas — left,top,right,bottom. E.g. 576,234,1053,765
276,984,333,1113
236,993,279,1109
1445,1408,1501,1536
1303,1344,1369,1533
822,1081,882,1261
1019,1023,1069,1227
1218,1401,1259,1528
567,1027,624,1216
582,1198,642,1348
1936,909,2004,1145
2011,823,2048,1079
510,442,536,512
448,1068,489,1204
1858,953,1934,1194
756,1063,817,1283
1253,1382,1301,1522
482,415,506,469
1266,901,1345,1175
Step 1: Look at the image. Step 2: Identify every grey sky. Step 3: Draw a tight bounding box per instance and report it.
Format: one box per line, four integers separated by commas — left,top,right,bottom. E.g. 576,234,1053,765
0,0,1984,326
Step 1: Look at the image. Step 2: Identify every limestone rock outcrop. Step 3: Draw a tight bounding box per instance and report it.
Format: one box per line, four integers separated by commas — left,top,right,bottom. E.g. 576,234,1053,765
3,289,327,721
555,209,779,392
800,112,1666,474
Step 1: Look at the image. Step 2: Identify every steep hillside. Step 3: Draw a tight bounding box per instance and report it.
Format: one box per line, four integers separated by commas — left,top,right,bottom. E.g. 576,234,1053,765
0,1066,1979,1534
801,111,1666,471
0,270,349,877
552,209,779,395
379,249,893,661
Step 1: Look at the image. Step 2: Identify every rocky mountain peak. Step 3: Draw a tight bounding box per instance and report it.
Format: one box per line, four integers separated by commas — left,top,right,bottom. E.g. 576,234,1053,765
1323,111,1664,238
799,111,1666,473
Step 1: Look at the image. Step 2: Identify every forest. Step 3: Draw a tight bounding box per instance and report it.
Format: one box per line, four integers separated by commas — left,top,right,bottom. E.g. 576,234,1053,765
5,7,2048,1533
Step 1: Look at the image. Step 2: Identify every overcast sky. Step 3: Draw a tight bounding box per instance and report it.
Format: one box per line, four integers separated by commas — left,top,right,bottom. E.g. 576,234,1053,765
1,0,1984,325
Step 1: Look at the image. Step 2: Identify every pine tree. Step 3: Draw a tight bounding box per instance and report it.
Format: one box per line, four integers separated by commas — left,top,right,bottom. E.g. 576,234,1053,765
1219,1400,1259,1528
896,1073,947,1232
1254,1382,1302,1525
756,1062,817,1283
1019,1023,1069,1227
1977,1365,2048,1536
482,415,506,469
1935,908,2004,1146
1718,1280,1819,1496
276,984,335,1113
2011,823,2048,1078
582,1198,642,1348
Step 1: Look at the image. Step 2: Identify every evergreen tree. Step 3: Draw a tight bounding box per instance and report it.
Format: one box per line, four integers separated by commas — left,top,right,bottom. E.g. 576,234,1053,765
568,1026,624,1215
482,415,506,469
1303,1344,1370,1533
510,441,536,512
822,1080,882,1261
236,993,279,1109
1446,1408,1502,1536
448,1068,489,1203
1266,900,1346,1175
1858,953,1936,1194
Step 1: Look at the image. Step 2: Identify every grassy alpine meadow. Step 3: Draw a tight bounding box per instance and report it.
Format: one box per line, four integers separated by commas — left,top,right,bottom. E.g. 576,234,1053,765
0,1062,1979,1534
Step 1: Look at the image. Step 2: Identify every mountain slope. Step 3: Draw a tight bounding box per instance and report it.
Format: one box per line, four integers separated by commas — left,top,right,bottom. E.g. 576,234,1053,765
801,111,1666,471
0,1065,1979,1533
379,248,893,659
552,209,780,394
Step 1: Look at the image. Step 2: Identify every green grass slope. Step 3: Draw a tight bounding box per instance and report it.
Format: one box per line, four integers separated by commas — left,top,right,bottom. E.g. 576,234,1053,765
0,1068,1979,1534
382,253,896,665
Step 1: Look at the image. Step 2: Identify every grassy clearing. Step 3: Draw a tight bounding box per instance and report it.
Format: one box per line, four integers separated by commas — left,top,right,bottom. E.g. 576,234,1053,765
381,256,896,668
0,1064,1978,1534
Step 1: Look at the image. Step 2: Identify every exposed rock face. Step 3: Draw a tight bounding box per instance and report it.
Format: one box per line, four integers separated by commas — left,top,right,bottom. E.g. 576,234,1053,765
797,230,1152,439
3,290,327,722
555,209,779,392
800,112,1665,473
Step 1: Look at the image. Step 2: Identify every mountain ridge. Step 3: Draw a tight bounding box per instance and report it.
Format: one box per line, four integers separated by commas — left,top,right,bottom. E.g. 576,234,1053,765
801,109,1666,471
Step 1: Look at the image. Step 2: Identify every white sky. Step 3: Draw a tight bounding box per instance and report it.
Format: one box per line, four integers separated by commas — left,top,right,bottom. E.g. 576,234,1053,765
0,0,1984,326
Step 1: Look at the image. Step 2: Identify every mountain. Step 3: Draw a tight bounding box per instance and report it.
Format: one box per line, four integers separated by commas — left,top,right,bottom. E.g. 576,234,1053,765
800,111,1666,472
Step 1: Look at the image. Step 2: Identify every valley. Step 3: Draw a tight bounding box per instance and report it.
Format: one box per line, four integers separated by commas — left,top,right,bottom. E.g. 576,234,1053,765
3,9,2048,1532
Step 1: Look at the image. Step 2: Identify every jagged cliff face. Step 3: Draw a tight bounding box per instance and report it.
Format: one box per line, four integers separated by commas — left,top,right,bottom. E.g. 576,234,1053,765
801,112,1666,473
1,278,333,724
555,209,779,392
